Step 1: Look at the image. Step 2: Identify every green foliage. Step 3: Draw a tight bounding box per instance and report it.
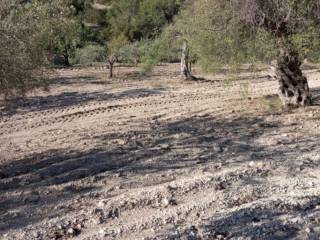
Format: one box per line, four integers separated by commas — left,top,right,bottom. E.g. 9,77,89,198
0,0,66,98
47,0,109,58
141,39,164,72
40,0,182,69
106,0,181,41
118,41,145,65
45,20,82,65
72,44,105,65
166,0,278,73
107,34,128,62
149,0,320,75
135,0,181,39
140,19,197,72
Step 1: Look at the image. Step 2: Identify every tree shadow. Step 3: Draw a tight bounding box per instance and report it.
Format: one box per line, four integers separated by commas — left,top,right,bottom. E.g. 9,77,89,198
200,205,301,239
0,87,168,117
0,114,276,232
1,110,320,235
192,73,274,84
50,76,105,85
199,192,320,240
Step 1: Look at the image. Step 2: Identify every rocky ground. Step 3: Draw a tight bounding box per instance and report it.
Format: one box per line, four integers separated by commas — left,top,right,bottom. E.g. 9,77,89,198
1,64,320,240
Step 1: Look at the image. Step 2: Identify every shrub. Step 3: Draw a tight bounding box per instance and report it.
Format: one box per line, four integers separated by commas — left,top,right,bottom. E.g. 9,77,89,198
72,44,105,65
0,1,51,99
0,0,70,99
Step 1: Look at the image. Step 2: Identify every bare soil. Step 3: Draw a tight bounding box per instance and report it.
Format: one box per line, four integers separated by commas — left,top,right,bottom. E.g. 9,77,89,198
1,64,320,240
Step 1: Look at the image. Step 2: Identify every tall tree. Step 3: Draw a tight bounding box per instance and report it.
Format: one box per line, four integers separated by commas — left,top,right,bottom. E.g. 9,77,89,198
180,40,194,80
169,0,320,107
233,0,320,106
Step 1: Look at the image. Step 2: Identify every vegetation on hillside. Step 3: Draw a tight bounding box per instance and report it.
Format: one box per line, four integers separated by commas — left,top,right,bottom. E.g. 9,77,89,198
2,0,320,107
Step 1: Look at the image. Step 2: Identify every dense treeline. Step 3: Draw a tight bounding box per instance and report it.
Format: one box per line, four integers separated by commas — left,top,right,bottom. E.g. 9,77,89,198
47,0,182,66
0,0,182,98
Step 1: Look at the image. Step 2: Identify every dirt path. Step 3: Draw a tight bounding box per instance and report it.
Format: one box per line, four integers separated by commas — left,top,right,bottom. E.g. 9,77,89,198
1,64,320,240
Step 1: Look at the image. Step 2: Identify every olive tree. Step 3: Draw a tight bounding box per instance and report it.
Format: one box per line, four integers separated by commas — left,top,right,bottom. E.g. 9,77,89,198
172,0,320,107
0,1,51,98
233,0,320,106
46,21,81,66
105,34,128,78
0,0,70,99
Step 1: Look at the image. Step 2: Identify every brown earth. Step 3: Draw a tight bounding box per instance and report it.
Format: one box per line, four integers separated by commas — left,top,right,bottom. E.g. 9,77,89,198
1,64,320,240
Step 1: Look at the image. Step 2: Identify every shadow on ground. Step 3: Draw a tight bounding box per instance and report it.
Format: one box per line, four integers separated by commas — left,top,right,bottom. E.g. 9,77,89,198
0,87,168,117
1,97,320,235
1,110,316,232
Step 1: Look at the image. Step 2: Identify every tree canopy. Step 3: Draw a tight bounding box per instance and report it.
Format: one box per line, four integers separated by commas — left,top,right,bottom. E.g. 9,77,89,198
0,0,67,98
3,0,320,106
155,0,320,106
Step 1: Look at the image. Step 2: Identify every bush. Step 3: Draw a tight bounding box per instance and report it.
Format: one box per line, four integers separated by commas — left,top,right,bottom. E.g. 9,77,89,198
72,44,105,65
0,1,52,99
140,33,182,73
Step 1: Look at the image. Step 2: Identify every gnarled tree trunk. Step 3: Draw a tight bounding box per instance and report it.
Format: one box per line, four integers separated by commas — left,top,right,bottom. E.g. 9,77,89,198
276,51,312,107
181,41,193,80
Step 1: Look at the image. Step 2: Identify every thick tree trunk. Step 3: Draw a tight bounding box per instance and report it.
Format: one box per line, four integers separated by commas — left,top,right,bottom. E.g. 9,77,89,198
63,54,70,66
181,41,193,80
109,62,114,78
276,51,312,107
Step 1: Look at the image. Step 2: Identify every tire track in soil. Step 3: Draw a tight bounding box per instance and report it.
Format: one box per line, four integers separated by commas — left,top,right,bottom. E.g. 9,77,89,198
0,83,278,136
0,75,276,125
3,68,320,240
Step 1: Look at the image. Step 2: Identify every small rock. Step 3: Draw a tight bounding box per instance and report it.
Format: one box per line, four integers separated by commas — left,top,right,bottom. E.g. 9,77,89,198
67,228,76,236
56,224,63,230
160,144,170,149
112,228,121,235
305,227,312,234
213,144,224,153
114,139,126,145
99,228,107,237
97,201,106,208
216,162,223,169
308,181,315,187
76,224,82,230
161,197,170,207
